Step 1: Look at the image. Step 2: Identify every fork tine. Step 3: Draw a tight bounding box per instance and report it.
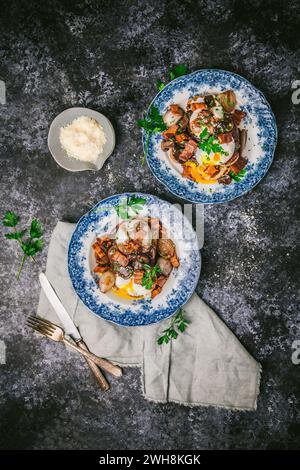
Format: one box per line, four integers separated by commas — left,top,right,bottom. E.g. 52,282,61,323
27,316,55,333
28,315,56,329
26,319,54,336
26,322,51,337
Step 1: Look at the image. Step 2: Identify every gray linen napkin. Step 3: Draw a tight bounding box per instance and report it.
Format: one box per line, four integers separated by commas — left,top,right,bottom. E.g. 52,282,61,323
37,221,261,410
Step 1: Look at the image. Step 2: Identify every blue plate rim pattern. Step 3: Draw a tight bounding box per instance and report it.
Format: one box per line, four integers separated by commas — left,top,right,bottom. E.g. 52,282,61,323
144,69,277,204
68,192,201,327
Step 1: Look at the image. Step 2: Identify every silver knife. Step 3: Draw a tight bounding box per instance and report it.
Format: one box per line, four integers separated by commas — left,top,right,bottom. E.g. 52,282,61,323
39,273,81,341
38,273,121,389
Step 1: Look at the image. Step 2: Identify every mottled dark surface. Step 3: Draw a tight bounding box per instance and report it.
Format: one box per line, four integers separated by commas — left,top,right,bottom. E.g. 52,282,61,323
0,0,299,450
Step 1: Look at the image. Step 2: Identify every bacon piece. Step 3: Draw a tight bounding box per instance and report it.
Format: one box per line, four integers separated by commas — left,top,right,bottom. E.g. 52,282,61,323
203,165,219,177
232,109,246,126
93,266,109,274
151,286,162,299
190,102,207,111
229,156,247,174
169,104,181,114
110,250,129,267
175,133,189,143
178,139,198,163
118,240,138,255
218,132,233,144
92,243,109,265
96,236,113,246
156,276,168,288
170,255,180,268
134,270,144,285
182,164,194,180
162,124,179,139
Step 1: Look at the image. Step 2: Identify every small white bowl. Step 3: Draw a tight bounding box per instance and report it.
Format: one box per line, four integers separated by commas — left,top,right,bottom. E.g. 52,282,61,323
48,107,115,172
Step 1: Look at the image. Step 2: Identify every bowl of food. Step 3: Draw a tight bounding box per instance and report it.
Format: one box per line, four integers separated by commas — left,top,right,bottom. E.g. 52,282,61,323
48,107,115,171
145,69,277,203
68,193,200,326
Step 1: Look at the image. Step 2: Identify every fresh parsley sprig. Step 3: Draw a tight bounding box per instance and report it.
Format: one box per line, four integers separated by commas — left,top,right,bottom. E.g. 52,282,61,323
138,64,188,165
157,309,189,345
3,211,44,280
198,127,229,156
115,195,146,220
138,106,167,165
142,263,161,289
156,64,188,91
229,168,247,182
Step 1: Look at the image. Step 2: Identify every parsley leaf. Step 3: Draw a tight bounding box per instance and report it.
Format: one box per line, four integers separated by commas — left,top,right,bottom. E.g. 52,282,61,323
229,168,247,182
139,64,188,164
198,128,229,156
5,229,27,240
142,264,161,289
30,219,43,239
156,79,165,91
22,239,43,256
3,211,19,227
157,309,189,345
115,195,146,220
169,64,188,81
156,64,188,92
138,105,167,165
2,212,44,279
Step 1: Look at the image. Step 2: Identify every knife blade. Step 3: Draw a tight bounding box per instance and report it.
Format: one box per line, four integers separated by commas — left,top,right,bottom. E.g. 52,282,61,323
39,272,81,341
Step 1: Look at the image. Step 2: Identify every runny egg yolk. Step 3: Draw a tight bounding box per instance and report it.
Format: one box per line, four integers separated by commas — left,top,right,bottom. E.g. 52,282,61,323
201,152,221,165
184,161,219,184
213,152,221,163
112,278,144,300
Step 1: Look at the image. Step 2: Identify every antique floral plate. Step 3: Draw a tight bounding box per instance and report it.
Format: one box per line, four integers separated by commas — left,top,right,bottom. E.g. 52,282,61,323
145,69,277,203
68,193,200,327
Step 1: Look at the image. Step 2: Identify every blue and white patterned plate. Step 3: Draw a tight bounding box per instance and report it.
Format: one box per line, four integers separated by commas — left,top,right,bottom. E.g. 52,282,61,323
145,69,277,203
68,193,200,327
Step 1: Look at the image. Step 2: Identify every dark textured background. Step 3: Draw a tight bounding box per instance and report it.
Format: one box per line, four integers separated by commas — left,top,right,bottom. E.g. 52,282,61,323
0,0,299,450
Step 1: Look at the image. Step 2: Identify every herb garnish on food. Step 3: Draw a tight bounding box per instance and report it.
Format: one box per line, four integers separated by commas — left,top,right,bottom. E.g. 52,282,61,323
142,263,161,289
115,195,146,220
138,64,188,165
2,211,44,279
229,168,247,182
157,309,189,345
138,106,167,165
198,127,229,156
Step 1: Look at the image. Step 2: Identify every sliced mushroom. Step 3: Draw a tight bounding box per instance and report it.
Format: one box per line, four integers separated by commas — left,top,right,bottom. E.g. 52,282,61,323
216,90,236,113
157,257,173,276
118,266,133,279
161,140,174,152
232,124,240,152
225,151,240,167
157,238,175,259
99,271,115,293
239,129,248,155
218,174,232,185
133,254,150,270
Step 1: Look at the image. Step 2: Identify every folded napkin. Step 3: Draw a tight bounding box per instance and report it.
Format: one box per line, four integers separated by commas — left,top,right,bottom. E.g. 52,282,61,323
38,221,261,410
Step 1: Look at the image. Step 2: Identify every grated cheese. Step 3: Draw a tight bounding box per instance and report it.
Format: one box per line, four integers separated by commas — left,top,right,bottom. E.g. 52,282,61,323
60,116,106,163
